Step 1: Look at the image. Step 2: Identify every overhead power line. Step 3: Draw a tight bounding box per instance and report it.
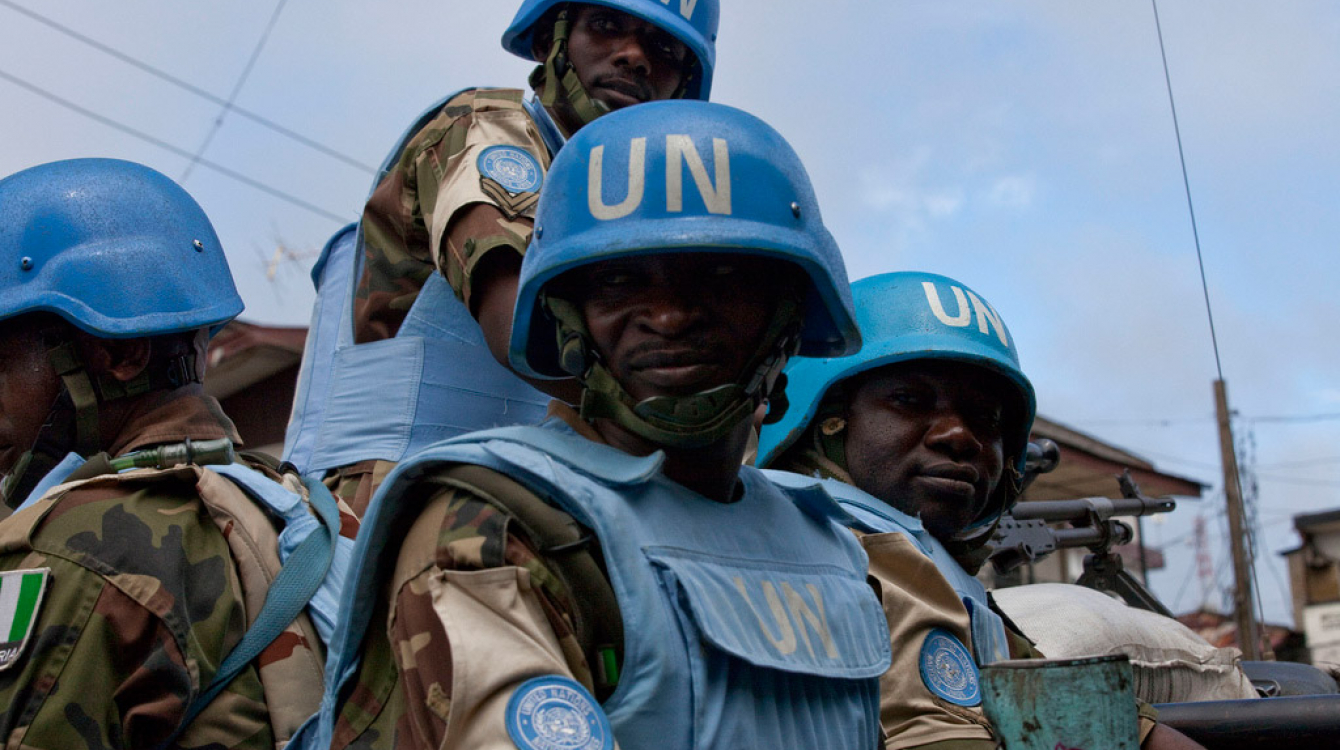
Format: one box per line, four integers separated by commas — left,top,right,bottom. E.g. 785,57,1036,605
1071,416,1213,427
0,0,375,175
1152,0,1269,658
1152,0,1223,383
0,67,347,224
1250,412,1340,425
1256,455,1340,470
1071,410,1340,430
1251,473,1340,489
181,0,290,181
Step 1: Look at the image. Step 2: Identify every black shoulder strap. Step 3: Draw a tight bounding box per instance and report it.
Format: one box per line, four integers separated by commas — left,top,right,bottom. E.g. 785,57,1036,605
430,463,624,697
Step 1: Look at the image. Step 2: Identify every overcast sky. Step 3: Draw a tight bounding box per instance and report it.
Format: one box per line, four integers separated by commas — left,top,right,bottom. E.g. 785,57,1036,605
2,1,1337,627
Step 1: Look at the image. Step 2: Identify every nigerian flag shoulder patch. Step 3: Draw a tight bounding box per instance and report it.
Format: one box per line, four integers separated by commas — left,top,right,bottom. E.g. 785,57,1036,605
0,568,50,672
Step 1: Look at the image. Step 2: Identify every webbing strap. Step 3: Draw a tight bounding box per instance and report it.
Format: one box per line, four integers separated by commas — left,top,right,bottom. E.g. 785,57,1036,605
45,341,100,455
158,475,341,749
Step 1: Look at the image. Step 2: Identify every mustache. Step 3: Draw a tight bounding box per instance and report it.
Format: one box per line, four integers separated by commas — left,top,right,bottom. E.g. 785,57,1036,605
623,338,725,369
918,463,980,484
591,73,654,102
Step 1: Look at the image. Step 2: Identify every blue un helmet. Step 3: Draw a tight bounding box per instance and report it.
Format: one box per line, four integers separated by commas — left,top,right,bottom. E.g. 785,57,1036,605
505,0,718,129
0,158,243,507
510,99,860,447
503,0,718,101
758,271,1037,530
0,158,242,337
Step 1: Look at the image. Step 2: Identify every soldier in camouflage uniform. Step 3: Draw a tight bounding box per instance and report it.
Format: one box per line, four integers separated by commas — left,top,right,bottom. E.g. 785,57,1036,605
0,159,351,749
758,272,1204,750
310,101,900,750
283,0,720,514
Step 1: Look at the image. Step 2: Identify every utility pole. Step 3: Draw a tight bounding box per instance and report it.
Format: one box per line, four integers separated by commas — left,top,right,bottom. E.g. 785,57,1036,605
1213,379,1263,660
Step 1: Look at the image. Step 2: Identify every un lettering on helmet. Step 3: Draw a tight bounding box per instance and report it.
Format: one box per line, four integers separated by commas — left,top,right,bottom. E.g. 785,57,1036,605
588,136,731,220
660,0,699,20
922,281,1011,348
510,100,860,381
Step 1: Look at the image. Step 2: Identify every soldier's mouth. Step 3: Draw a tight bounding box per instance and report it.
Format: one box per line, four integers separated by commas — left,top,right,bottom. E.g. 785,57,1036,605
913,474,976,498
625,346,727,393
914,464,981,499
593,77,652,108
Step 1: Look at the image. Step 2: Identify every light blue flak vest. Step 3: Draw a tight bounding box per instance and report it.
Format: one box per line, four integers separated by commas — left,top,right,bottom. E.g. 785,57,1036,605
281,90,566,477
311,421,890,750
765,471,1012,667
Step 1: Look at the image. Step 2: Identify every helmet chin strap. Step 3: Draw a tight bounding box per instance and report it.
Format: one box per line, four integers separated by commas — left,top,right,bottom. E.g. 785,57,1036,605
44,339,108,458
1,333,201,509
775,395,854,481
779,392,1023,546
1,389,79,510
941,463,1023,575
543,293,803,450
538,7,611,133
774,416,1016,576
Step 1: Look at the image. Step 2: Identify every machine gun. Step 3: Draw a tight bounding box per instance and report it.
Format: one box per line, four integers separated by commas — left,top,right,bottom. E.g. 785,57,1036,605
989,443,1340,747
989,439,1177,616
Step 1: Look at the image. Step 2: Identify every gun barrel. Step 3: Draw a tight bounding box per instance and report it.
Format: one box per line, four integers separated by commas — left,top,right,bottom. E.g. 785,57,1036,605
1010,496,1175,523
1052,522,1134,550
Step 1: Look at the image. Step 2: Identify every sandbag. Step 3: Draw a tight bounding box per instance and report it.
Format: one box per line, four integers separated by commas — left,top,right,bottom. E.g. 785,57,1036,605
992,583,1258,703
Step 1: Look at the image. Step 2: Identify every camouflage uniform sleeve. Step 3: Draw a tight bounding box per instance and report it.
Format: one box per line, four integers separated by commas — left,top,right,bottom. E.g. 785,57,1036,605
325,458,396,522
0,479,270,750
334,482,592,750
860,531,999,750
1004,622,1045,659
1137,701,1159,745
355,89,549,342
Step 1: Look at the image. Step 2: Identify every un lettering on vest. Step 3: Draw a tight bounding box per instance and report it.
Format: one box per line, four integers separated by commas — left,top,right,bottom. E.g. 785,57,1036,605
661,0,699,21
922,281,1010,348
732,576,841,661
588,136,731,220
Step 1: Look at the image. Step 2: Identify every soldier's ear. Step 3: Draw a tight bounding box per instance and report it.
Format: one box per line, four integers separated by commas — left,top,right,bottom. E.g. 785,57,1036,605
532,26,555,59
75,333,151,383
531,6,562,58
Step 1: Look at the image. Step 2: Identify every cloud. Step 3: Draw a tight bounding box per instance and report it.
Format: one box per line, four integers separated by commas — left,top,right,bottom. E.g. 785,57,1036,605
986,174,1036,209
925,191,965,218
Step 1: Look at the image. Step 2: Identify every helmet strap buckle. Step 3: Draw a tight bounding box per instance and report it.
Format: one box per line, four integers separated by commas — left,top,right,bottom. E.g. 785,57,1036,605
538,6,610,131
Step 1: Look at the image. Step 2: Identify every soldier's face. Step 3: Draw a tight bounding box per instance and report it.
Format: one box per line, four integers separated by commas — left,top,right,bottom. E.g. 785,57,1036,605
0,318,63,477
572,253,783,403
842,361,1007,539
565,4,689,110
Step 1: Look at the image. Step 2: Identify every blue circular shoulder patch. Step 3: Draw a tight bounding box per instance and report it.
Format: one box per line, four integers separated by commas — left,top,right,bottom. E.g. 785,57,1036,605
479,145,543,193
919,628,981,707
506,675,612,750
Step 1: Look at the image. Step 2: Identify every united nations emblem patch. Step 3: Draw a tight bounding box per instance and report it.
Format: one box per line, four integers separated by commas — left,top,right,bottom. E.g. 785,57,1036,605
478,146,543,220
506,675,612,750
0,568,50,672
480,145,542,192
919,627,981,707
